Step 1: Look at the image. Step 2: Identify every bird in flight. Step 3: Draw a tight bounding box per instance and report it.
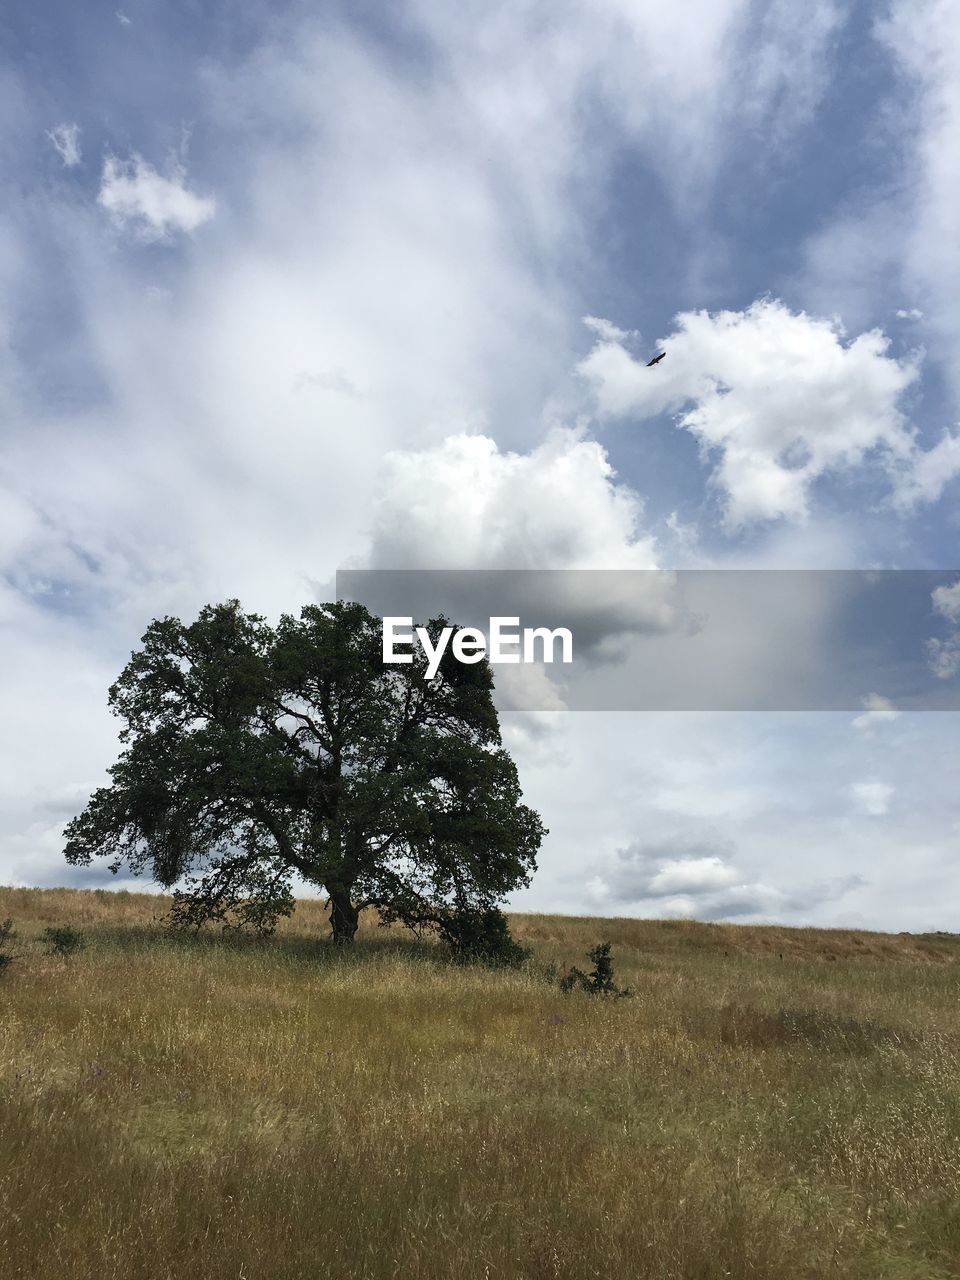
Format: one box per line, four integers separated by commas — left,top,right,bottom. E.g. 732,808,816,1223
646,352,666,367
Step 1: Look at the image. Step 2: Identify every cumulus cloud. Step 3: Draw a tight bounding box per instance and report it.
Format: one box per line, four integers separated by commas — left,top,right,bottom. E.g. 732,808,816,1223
896,308,924,320
587,836,746,907
361,427,684,670
646,855,739,896
849,777,894,816
47,122,81,167
585,834,862,921
578,299,924,527
852,693,900,731
98,154,216,239
367,428,659,571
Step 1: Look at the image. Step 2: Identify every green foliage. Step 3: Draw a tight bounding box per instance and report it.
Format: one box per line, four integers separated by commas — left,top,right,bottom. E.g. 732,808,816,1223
559,941,632,997
43,924,86,959
64,600,546,943
170,869,296,938
436,906,530,968
0,917,16,971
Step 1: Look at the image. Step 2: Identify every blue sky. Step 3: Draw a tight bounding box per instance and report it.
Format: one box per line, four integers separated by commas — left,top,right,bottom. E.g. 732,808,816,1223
2,0,960,928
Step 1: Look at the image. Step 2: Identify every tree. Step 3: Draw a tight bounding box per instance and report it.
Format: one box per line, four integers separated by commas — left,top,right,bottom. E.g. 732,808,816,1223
559,942,632,997
64,600,545,944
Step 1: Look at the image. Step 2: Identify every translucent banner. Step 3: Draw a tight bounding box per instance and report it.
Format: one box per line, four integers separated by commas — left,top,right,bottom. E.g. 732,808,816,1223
335,569,960,711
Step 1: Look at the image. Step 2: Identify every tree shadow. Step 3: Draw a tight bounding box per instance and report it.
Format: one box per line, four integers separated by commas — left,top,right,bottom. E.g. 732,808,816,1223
84,919,446,969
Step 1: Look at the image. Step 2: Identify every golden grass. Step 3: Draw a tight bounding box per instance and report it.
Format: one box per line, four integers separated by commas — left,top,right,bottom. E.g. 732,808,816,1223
2,886,960,1278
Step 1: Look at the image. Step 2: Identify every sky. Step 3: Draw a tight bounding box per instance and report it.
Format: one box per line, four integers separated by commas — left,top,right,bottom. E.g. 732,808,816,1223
2,0,960,930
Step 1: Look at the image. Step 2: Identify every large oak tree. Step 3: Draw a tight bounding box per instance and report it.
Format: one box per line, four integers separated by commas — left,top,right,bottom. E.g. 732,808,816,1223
64,601,545,943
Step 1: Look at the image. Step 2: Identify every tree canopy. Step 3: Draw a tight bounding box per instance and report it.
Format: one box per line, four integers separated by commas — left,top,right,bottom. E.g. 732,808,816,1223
64,601,545,944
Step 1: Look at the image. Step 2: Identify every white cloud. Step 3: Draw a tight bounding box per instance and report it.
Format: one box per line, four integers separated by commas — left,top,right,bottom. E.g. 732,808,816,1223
582,315,633,344
6,0,960,935
891,429,960,508
587,837,749,910
873,2,960,403
412,0,844,219
488,663,571,732
511,708,960,930
647,855,739,895
98,154,216,239
927,637,960,680
793,6,960,435
367,428,658,571
581,830,862,922
798,204,907,337
47,123,81,168
927,580,960,679
852,693,900,731
932,580,960,624
849,777,894,816
361,428,683,670
577,299,935,527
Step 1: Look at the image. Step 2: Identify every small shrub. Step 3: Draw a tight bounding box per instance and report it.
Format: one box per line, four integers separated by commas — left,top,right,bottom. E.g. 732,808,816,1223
560,942,632,997
438,907,530,968
0,918,17,972
43,924,86,959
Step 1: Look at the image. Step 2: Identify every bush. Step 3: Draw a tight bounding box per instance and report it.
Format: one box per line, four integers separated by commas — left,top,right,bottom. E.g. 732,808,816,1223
0,918,16,972
437,907,530,968
559,941,632,997
43,924,86,959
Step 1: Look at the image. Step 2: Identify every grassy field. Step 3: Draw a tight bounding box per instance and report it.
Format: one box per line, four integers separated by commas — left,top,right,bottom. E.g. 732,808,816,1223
2,888,960,1279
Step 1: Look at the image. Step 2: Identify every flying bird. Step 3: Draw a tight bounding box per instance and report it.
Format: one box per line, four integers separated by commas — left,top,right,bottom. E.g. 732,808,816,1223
646,352,666,367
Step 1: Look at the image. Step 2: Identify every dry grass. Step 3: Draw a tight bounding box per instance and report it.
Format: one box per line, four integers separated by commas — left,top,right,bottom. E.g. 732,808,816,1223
2,888,960,1279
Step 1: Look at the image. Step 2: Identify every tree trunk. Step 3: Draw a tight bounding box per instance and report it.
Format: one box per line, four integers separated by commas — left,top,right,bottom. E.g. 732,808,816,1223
327,888,359,944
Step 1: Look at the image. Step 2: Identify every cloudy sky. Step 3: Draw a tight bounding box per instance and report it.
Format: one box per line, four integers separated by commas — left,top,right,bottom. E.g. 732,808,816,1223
3,0,960,930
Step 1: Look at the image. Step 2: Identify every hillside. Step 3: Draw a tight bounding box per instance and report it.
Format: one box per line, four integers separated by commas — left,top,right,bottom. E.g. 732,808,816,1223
2,887,960,1279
